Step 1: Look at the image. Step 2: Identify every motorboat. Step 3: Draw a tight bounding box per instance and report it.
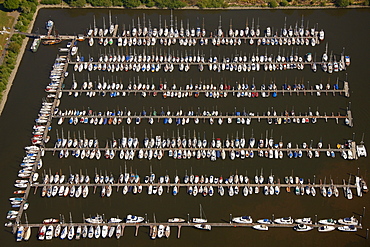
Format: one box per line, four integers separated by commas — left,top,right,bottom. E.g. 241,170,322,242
274,216,293,224
168,218,186,223
252,224,269,231
43,218,59,224
295,217,312,224
194,224,211,230
85,215,103,224
257,219,272,224
318,225,336,232
126,214,144,223
294,224,314,232
338,225,357,232
232,216,253,224
338,216,358,225
318,219,337,225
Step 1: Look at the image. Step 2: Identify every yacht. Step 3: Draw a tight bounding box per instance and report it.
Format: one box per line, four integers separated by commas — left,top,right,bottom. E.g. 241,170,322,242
232,216,253,224
85,215,103,224
294,224,314,232
274,216,293,224
252,224,269,231
338,216,358,225
318,218,337,225
194,224,211,230
126,214,144,223
318,225,336,232
338,225,357,232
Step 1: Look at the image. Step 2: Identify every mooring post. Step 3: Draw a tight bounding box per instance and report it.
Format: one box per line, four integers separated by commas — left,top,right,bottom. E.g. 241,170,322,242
363,207,366,218
229,214,232,224
315,215,317,225
359,216,362,226
272,214,275,222
187,213,190,223
177,226,181,239
366,228,369,240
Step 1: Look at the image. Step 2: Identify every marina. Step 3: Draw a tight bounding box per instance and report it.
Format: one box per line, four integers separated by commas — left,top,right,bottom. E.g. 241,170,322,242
2,8,369,246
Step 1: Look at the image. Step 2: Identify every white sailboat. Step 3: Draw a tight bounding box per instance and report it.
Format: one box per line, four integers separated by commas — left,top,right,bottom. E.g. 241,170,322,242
192,204,207,223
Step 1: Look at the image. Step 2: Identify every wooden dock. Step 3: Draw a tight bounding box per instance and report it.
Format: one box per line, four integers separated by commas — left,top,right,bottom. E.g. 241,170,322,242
16,220,363,231
42,146,350,153
30,182,359,190
18,31,320,46
69,61,327,67
53,109,353,127
60,87,349,98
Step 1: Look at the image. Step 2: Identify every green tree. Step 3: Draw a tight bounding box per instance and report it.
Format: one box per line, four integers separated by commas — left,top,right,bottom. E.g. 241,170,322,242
87,0,112,6
3,0,21,10
112,0,123,6
280,0,288,5
8,42,21,53
70,0,87,7
335,0,349,6
269,0,278,7
123,0,142,7
142,0,155,7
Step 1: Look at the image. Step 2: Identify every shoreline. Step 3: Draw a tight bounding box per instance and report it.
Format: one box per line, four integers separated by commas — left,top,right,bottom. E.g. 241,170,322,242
37,3,370,10
0,4,368,115
0,7,40,116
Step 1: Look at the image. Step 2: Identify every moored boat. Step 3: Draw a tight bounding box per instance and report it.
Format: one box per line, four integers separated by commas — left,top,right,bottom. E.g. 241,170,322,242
194,224,211,230
318,218,337,225
294,224,314,232
16,225,24,242
168,218,186,223
232,216,253,224
318,225,336,232
338,225,357,232
252,224,269,231
126,214,144,223
274,216,293,224
338,216,358,225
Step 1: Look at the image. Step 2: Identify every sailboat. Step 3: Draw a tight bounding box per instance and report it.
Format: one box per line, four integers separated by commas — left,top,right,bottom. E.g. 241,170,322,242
192,204,207,223
23,213,31,241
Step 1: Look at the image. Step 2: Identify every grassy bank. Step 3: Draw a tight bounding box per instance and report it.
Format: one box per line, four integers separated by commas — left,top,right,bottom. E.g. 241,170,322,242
39,0,370,8
0,0,38,102
0,10,15,57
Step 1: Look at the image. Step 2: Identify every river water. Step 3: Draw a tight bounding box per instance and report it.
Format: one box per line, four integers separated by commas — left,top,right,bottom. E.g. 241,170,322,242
0,8,369,247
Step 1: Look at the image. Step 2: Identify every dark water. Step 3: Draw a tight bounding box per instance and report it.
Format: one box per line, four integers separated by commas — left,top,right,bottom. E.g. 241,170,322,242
0,8,370,247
